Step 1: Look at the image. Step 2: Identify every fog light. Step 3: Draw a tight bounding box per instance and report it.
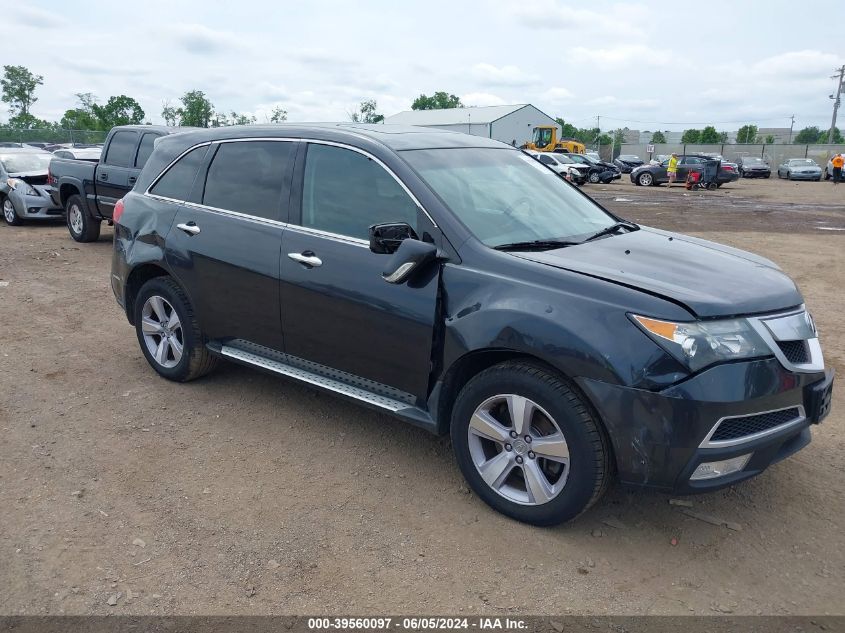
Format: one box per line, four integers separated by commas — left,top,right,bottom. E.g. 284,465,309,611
690,454,752,481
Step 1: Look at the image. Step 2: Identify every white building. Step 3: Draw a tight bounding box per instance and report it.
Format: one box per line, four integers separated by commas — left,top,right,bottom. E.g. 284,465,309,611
384,104,559,146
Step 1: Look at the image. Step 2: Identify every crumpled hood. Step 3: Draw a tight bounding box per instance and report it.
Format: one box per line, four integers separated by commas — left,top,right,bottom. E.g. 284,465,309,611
515,227,802,318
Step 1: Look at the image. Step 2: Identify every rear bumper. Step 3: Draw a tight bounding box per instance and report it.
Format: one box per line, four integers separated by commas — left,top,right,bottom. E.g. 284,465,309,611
577,359,832,493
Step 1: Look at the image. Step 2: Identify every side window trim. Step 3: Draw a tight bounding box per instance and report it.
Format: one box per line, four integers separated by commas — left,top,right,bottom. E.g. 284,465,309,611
145,141,213,200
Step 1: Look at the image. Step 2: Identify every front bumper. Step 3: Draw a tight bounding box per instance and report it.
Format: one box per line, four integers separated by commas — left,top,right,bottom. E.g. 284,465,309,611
790,172,822,180
577,358,832,493
8,188,63,220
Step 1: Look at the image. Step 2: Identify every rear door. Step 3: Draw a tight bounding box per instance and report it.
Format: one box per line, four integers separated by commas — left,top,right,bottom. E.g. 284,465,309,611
164,139,297,352
279,141,440,399
94,130,141,217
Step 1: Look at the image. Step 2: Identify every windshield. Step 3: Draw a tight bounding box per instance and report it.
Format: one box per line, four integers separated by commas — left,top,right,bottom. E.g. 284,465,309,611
789,159,817,166
0,152,52,173
551,154,574,164
743,157,763,164
618,155,640,161
402,148,616,247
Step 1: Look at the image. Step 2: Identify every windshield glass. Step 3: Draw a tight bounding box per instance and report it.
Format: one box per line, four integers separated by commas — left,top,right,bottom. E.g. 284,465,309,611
551,154,574,164
789,159,816,165
0,152,52,173
743,157,763,164
619,155,640,161
403,148,616,247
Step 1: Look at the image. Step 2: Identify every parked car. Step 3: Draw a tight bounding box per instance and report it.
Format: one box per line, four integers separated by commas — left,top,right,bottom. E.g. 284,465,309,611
48,125,179,242
736,156,771,178
525,150,587,185
777,158,822,181
585,151,601,162
52,147,102,162
822,155,845,180
612,154,644,173
630,155,739,187
111,124,833,526
567,154,620,183
0,148,63,226
704,153,739,172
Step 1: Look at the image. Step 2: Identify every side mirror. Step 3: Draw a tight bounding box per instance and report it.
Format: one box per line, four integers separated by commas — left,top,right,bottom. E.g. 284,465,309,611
382,238,438,284
369,222,418,255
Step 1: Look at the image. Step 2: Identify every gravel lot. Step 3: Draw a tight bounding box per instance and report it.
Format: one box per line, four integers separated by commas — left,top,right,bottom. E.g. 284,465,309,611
1,177,843,616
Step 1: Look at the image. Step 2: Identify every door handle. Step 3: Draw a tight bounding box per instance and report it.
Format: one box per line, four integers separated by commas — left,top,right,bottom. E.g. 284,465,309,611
176,222,200,235
288,252,322,267
99,173,109,181
128,176,137,185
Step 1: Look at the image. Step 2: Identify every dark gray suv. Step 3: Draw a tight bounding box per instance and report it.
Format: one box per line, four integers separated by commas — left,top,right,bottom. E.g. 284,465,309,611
111,124,833,525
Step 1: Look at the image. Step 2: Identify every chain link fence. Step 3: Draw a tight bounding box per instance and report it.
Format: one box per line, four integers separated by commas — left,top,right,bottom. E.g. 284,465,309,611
0,127,108,146
616,142,845,168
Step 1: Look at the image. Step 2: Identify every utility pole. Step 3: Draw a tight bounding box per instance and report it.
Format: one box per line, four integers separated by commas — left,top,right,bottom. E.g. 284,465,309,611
828,66,845,143
596,115,600,156
788,114,795,144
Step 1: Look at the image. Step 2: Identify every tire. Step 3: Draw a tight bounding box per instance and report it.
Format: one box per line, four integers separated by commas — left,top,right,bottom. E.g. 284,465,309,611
637,172,654,186
816,177,822,182
787,172,792,181
2,195,22,226
65,194,100,242
588,172,601,184
764,173,770,179
450,361,611,526
133,276,219,382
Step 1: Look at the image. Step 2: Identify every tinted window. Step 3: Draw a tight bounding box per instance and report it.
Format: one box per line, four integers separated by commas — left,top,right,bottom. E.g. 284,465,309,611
538,155,555,165
301,143,418,240
104,131,138,167
54,151,70,158
201,141,293,220
149,145,209,200
135,133,159,168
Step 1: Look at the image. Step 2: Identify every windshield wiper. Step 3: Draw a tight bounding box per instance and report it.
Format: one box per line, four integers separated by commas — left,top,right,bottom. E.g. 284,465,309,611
493,239,581,251
581,221,638,243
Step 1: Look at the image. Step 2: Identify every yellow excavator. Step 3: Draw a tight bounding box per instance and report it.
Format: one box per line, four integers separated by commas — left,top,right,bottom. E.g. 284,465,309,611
522,125,585,154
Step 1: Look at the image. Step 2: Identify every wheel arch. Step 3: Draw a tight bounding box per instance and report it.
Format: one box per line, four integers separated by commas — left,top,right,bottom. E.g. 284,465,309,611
124,263,176,325
59,181,83,208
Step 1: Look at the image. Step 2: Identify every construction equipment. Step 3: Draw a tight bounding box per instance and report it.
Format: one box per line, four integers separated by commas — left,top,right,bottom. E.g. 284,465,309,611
521,126,585,154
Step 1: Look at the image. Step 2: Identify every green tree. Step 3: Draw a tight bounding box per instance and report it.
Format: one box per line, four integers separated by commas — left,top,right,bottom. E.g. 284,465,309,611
350,99,384,123
555,117,579,139
269,106,287,123
793,126,821,143
699,126,721,144
92,95,145,128
411,91,462,110
827,127,844,143
650,131,667,144
173,90,214,127
60,92,100,130
1,65,43,120
681,129,701,143
161,101,179,126
736,124,758,144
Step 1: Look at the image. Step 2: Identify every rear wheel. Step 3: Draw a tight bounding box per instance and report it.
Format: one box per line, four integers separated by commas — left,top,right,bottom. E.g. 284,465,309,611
451,361,611,526
2,196,22,226
65,194,100,242
637,172,654,186
134,277,219,382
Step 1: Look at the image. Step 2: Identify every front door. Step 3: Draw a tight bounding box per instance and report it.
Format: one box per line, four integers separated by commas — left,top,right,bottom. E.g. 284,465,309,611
279,142,440,400
164,139,297,351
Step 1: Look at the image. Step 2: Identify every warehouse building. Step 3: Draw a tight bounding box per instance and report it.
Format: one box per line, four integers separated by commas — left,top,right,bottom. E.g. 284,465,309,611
384,104,559,146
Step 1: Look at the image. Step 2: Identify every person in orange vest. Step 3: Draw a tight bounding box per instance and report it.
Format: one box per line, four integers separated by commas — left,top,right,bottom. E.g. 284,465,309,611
832,153,844,184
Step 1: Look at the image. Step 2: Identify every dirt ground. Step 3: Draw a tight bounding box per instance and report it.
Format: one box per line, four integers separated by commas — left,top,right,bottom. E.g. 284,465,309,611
0,176,843,616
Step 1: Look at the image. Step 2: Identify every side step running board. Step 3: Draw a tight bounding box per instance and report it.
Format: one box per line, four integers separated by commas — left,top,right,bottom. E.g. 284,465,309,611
221,343,411,412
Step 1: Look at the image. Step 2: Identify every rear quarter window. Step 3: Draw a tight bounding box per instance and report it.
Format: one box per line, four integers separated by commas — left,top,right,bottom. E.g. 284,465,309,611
148,145,210,201
135,133,160,168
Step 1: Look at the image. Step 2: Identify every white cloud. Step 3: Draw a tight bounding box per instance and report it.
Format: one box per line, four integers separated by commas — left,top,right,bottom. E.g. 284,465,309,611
161,24,245,54
752,50,839,78
508,1,648,39
7,6,67,29
570,45,673,68
470,63,539,87
461,92,507,107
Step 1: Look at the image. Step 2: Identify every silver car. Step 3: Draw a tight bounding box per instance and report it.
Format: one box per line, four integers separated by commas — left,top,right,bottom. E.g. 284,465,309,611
777,158,822,181
0,148,63,225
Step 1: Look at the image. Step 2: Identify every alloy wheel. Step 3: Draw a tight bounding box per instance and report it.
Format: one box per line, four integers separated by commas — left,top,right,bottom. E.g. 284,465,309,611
467,394,570,506
140,295,184,369
3,199,15,223
638,173,653,186
68,203,83,235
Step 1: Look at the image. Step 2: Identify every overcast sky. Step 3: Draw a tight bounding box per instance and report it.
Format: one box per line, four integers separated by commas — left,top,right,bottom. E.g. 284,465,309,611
6,0,845,132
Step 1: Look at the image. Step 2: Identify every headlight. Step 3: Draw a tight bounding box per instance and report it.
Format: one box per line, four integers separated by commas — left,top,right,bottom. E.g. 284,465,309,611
6,178,37,196
631,314,771,372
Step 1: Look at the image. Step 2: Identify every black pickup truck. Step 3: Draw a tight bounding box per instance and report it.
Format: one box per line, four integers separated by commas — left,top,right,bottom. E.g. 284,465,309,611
49,125,180,241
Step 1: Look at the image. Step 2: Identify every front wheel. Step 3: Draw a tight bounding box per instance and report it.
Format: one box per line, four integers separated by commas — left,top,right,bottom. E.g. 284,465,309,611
451,361,611,526
588,172,601,184
2,196,22,226
134,276,219,382
65,194,101,242
637,172,654,186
